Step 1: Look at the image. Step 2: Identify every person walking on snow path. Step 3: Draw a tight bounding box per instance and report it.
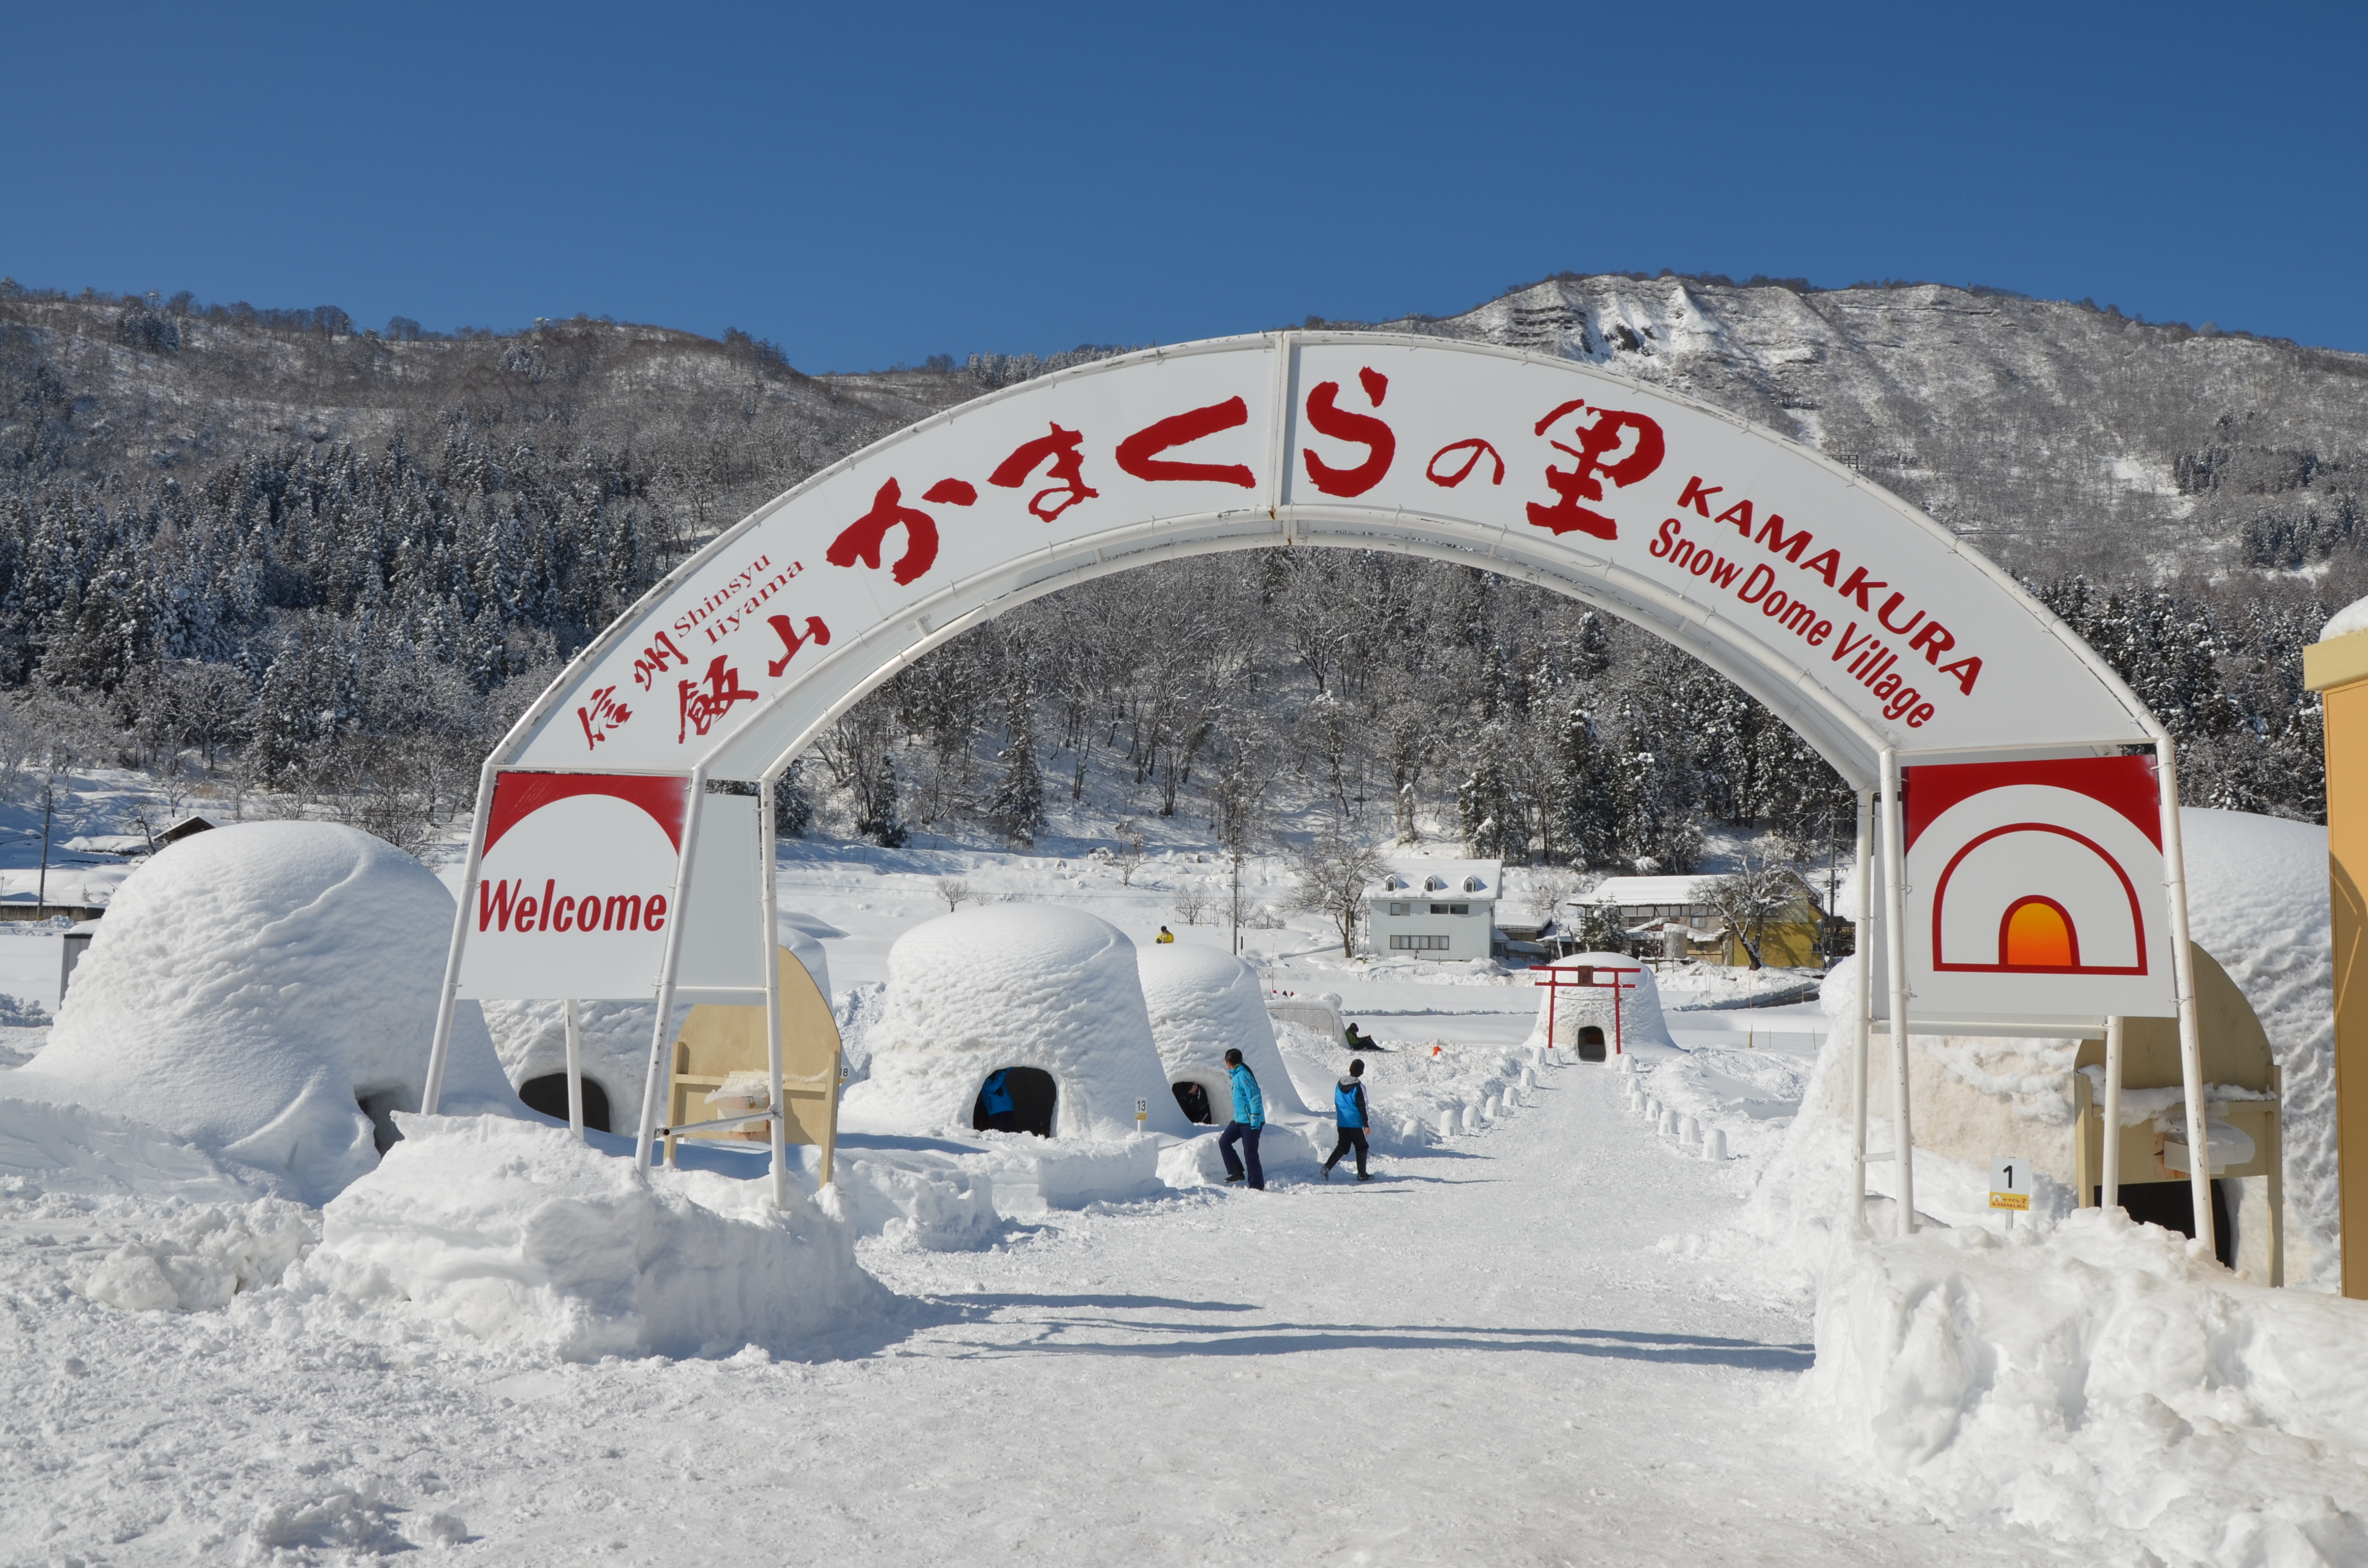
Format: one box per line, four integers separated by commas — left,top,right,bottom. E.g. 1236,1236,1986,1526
1325,1057,1372,1181
1219,1047,1265,1189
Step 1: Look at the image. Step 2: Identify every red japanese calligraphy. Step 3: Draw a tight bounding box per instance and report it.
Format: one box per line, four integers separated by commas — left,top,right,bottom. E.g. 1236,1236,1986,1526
827,478,939,586
1115,397,1257,488
632,630,691,692
576,685,631,748
765,613,830,677
1524,400,1666,540
678,656,757,743
1301,368,1394,498
989,423,1099,522
923,478,977,505
1427,439,1505,488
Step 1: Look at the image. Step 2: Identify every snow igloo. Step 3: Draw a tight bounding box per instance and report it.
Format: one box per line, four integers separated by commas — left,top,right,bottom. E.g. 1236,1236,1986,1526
1135,943,1307,1125
1527,952,1675,1060
840,905,1191,1140
12,821,517,1202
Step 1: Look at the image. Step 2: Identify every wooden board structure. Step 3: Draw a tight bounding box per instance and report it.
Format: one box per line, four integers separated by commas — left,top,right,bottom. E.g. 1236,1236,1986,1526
666,944,842,1182
2071,942,2283,1283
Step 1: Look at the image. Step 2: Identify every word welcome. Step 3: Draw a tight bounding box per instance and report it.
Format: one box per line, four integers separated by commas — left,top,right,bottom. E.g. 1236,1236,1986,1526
478,879,669,934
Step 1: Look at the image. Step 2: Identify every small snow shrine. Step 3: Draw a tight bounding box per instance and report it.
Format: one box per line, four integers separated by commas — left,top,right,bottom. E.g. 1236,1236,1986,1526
1526,954,1675,1059
840,905,1191,1141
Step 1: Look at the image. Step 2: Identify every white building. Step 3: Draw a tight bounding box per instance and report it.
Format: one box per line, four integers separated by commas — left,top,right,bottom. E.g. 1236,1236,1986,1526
1365,859,1502,960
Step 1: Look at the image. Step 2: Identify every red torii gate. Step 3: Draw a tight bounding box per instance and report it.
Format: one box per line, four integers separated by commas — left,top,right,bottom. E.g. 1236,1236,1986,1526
1530,964,1641,1059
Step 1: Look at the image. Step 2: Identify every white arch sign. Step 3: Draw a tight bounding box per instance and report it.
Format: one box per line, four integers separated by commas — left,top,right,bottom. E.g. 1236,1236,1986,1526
419,331,2214,1248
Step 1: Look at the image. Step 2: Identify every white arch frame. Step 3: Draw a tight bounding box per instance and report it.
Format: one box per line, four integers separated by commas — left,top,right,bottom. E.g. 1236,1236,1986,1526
421,332,2215,1249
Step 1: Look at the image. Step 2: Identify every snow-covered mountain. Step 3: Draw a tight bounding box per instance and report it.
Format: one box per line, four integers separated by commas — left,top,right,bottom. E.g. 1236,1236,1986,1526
1377,275,2368,575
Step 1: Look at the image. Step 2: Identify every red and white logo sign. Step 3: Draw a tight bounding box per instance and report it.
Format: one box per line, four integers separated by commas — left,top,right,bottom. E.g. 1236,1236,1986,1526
1899,756,2177,1020
456,772,690,1000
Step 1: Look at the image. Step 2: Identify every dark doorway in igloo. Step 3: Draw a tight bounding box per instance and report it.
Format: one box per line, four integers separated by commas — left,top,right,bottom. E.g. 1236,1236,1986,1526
973,1066,1057,1137
519,1073,613,1135
2095,1178,2234,1269
1577,1025,1607,1063
1172,1080,1214,1125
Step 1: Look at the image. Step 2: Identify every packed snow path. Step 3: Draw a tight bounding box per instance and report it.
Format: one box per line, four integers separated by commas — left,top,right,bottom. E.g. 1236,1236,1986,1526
2,1061,2072,1564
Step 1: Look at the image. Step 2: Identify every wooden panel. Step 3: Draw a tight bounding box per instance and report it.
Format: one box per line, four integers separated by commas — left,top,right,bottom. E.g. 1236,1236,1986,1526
667,946,842,1147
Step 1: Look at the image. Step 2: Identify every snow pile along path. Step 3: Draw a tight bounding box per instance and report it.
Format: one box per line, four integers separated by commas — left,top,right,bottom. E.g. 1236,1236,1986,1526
294,1114,890,1360
1814,1209,2368,1562
9,821,515,1201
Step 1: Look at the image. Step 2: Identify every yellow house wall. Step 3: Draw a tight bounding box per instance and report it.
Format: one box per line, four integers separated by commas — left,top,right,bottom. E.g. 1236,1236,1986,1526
2311,642,2368,1298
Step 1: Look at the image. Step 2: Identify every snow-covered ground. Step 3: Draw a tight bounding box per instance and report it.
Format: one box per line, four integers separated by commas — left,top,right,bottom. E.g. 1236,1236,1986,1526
5,803,2367,1564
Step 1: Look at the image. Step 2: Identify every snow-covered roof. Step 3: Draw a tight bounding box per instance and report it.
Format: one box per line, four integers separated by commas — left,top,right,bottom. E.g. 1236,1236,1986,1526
1370,859,1500,898
2322,595,2368,642
1584,874,1822,913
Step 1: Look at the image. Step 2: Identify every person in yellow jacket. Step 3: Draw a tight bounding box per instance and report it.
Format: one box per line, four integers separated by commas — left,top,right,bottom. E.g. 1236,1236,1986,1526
1155,926,1175,943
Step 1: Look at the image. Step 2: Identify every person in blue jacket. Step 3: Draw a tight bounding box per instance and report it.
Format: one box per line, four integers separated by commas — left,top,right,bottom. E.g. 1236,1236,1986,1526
1324,1056,1372,1181
1219,1047,1265,1189
978,1067,1018,1133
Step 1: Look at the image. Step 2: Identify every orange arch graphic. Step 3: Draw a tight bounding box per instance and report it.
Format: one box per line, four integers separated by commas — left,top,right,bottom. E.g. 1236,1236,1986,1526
1930,821,2146,976
1999,895,2079,969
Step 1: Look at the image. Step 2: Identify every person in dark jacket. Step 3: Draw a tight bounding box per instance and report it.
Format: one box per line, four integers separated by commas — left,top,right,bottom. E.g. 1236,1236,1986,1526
1325,1057,1372,1181
1218,1047,1265,1189
979,1067,1019,1133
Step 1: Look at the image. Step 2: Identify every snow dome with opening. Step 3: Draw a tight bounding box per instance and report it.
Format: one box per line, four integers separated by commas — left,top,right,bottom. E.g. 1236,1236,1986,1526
1135,943,1307,1126
1526,953,1674,1058
14,821,517,1202
839,905,1189,1140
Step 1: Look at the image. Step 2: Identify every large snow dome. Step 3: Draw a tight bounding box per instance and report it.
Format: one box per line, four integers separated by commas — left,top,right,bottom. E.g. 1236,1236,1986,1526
840,905,1189,1140
12,821,515,1202
1135,943,1308,1121
1526,952,1674,1054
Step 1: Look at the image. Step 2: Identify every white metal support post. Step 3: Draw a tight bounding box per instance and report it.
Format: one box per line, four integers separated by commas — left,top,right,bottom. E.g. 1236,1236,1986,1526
635,766,709,1174
2152,735,2215,1258
564,999,585,1140
422,757,500,1115
2102,1014,2124,1212
759,777,789,1211
1850,788,1874,1224
1879,748,1917,1236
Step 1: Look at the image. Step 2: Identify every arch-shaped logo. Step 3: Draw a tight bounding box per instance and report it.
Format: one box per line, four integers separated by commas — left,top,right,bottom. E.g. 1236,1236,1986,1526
1900,756,2176,1019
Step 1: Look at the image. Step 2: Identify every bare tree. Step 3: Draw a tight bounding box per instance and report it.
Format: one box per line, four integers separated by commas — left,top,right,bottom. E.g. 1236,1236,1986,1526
1172,881,1212,926
1518,866,1588,926
1111,819,1148,885
1286,828,1390,958
936,878,971,912
1699,852,1811,970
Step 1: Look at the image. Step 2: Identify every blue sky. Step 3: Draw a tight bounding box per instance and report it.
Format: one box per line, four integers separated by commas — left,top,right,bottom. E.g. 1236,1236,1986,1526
5,1,2363,368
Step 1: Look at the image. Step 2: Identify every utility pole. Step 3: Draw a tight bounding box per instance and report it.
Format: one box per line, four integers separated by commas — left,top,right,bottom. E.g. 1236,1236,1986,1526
36,782,53,919
1229,849,1243,956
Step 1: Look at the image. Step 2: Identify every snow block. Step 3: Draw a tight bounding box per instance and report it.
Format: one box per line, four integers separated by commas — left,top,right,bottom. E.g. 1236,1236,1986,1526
299,1114,888,1360
841,905,1189,1140
976,1135,1164,1213
14,821,516,1203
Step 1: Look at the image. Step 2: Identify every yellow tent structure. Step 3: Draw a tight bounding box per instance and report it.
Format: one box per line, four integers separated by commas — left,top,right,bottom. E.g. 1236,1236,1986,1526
665,945,843,1183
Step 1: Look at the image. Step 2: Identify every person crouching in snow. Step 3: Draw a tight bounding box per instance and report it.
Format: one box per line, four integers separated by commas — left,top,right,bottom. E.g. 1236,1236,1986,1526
1220,1047,1265,1189
1325,1057,1371,1181
979,1067,1019,1133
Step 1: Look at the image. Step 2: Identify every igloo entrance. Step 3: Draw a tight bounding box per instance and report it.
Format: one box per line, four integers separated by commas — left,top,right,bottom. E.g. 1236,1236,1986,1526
973,1066,1058,1137
1172,1080,1215,1125
518,1073,613,1135
1577,1026,1606,1063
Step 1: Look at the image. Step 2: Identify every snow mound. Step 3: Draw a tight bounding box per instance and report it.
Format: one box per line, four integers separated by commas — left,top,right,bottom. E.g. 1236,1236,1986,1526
78,1198,317,1312
296,1114,888,1360
1522,952,1673,1051
10,822,517,1203
2322,594,2368,642
832,1153,1002,1249
1135,943,1308,1115
0,1094,285,1202
1813,1211,2368,1563
840,906,1190,1140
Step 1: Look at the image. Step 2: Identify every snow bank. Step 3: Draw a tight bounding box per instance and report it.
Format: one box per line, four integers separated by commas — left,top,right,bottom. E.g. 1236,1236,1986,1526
79,1198,317,1312
840,906,1190,1140
296,1114,888,1360
1813,1212,2368,1562
1135,943,1308,1116
10,822,516,1203
1522,952,1673,1051
0,1093,284,1202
